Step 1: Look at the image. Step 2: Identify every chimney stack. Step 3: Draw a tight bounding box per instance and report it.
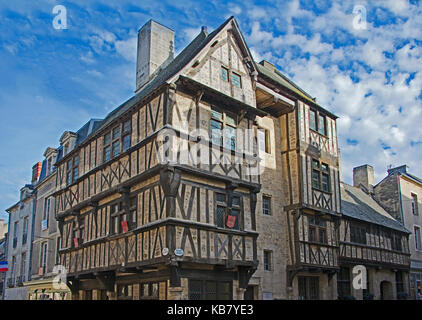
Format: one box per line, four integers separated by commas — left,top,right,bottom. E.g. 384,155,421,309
136,20,175,92
32,162,42,184
353,164,374,194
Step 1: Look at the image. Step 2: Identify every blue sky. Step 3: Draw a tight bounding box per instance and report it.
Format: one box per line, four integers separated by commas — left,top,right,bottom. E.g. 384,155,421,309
0,0,421,220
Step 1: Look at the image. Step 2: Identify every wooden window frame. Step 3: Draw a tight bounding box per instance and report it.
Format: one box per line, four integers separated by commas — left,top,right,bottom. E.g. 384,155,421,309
40,242,47,274
103,118,132,164
411,193,419,216
109,196,137,236
414,226,421,251
312,159,330,193
66,155,79,186
309,109,327,136
139,282,161,300
221,66,229,82
262,195,272,216
263,250,272,271
210,106,237,151
258,127,271,154
231,72,242,88
337,267,351,298
308,215,327,244
214,192,243,231
350,222,367,245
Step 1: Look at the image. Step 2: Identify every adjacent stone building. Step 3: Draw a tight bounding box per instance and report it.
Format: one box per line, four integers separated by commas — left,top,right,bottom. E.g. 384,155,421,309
372,165,422,299
339,176,410,300
4,180,37,300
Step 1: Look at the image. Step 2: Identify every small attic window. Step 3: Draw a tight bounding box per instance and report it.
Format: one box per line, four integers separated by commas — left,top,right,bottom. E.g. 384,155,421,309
47,158,52,175
211,40,219,47
221,67,229,81
231,72,241,88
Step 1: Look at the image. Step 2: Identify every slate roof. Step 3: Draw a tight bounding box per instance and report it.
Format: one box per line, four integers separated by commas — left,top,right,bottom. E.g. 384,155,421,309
341,182,409,233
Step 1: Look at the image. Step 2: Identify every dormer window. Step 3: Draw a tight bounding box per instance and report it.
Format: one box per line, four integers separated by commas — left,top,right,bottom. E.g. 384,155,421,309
64,143,69,156
47,158,52,175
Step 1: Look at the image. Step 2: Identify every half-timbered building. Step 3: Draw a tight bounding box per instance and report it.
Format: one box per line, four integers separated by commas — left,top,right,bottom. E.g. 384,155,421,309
339,180,410,299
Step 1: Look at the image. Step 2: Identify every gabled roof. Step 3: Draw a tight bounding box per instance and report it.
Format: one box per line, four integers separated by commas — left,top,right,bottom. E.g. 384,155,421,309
56,16,250,161
341,182,409,233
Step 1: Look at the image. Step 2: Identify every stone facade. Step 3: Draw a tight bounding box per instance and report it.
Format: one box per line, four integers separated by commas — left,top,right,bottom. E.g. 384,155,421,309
4,185,36,300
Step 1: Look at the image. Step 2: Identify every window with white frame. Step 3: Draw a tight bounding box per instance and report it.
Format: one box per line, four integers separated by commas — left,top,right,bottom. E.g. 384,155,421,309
42,198,50,230
411,193,419,216
415,226,421,251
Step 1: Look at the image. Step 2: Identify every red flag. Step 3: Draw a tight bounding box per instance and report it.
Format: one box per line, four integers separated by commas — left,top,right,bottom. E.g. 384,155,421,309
73,237,79,248
226,215,236,228
121,220,129,233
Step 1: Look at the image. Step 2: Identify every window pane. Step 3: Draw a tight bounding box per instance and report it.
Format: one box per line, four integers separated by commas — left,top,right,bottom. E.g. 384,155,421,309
258,129,265,153
216,194,226,203
73,168,79,181
211,109,222,120
224,125,236,150
322,173,329,192
232,73,241,88
113,141,120,157
232,196,240,207
263,196,271,215
206,281,217,300
123,120,131,133
312,159,320,169
189,280,201,300
226,115,236,126
221,67,228,81
319,229,327,243
73,156,79,166
104,146,111,162
218,282,231,300
309,110,316,131
312,170,320,189
211,120,222,145
113,127,120,139
318,115,326,135
216,206,225,228
104,133,111,145
309,227,316,242
123,134,131,152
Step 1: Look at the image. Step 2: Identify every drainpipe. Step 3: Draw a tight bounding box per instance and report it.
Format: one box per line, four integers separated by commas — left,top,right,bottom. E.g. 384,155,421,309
28,190,37,284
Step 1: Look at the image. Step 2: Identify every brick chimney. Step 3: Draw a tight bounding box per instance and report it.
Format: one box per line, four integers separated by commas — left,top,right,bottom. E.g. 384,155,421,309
353,164,374,194
136,19,175,92
32,162,42,184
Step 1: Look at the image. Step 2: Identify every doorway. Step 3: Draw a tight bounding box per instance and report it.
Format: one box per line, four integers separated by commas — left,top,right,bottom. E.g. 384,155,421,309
380,281,393,300
244,285,255,300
